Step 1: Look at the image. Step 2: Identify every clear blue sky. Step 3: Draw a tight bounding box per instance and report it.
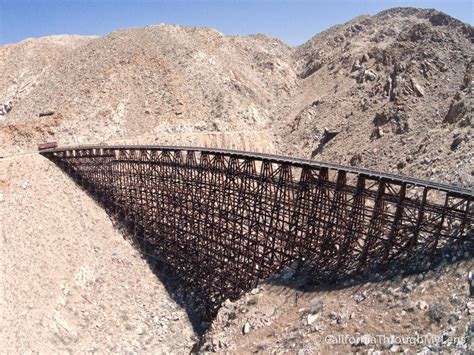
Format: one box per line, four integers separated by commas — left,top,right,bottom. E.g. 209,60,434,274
0,0,472,46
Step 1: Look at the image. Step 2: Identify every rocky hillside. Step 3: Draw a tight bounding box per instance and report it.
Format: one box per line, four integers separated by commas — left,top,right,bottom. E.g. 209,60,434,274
201,258,473,353
0,8,472,187
0,27,296,155
283,8,473,188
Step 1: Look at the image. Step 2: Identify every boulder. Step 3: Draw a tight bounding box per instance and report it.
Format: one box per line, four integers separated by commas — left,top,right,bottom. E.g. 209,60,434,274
364,69,377,81
300,59,322,79
350,68,377,83
417,300,429,311
373,107,410,134
350,153,362,166
410,77,424,97
307,313,319,325
0,101,12,115
39,110,55,117
373,111,391,126
242,322,250,335
311,128,340,157
397,161,406,169
444,93,467,124
370,127,383,140
450,133,465,151
351,59,362,72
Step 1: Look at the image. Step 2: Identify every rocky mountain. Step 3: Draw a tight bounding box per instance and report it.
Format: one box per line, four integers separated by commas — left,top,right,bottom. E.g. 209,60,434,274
0,7,472,187
284,8,473,188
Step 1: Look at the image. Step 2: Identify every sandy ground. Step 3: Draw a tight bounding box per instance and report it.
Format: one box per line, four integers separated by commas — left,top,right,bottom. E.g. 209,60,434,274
0,154,195,353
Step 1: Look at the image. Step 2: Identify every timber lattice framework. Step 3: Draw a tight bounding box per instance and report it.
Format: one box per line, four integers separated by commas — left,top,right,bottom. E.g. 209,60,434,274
40,145,473,317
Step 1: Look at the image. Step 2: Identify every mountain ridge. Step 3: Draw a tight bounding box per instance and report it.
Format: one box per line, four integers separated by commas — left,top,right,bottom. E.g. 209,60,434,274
0,7,472,187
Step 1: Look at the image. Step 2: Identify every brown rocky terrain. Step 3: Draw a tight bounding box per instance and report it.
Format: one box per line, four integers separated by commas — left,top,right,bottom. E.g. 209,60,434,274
284,8,473,189
0,6,472,353
0,27,295,156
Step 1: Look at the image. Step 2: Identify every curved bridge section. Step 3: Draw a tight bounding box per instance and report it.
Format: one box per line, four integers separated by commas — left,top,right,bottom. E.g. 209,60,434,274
41,145,473,316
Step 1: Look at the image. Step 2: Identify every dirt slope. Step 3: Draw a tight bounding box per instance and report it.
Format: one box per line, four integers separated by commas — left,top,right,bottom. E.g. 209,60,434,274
0,154,195,352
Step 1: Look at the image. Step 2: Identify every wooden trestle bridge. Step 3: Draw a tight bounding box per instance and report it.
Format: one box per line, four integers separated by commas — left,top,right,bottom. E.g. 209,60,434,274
40,145,473,317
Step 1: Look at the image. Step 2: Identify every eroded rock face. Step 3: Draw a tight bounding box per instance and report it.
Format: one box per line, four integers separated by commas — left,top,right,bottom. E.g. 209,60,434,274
300,58,322,78
443,59,473,127
450,132,467,151
444,91,473,127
